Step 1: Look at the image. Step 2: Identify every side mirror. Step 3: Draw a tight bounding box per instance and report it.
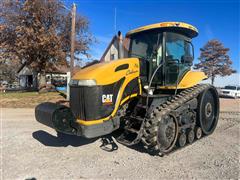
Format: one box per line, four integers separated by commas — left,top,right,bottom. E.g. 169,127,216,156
181,55,193,64
183,40,194,64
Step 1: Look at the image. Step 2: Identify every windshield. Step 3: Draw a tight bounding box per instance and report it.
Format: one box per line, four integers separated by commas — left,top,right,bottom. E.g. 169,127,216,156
224,86,236,90
129,31,161,60
166,33,192,61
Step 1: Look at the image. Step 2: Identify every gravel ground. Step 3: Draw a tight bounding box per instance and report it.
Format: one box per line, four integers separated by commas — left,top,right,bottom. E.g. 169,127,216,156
1,98,240,179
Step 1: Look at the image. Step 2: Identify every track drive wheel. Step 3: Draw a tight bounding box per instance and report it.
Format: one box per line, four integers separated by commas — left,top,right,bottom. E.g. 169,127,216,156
197,86,219,135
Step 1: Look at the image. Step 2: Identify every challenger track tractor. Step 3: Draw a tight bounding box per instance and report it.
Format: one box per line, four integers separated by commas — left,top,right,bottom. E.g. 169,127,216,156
35,22,219,155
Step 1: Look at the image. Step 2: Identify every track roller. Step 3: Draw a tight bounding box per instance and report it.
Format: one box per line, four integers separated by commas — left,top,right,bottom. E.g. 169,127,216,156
177,133,186,147
195,127,202,139
187,129,195,144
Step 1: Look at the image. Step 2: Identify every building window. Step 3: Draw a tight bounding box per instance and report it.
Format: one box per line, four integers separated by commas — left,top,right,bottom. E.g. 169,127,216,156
110,54,115,60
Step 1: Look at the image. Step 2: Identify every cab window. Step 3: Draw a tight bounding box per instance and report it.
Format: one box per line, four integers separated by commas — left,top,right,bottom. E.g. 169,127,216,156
164,32,193,85
165,33,193,64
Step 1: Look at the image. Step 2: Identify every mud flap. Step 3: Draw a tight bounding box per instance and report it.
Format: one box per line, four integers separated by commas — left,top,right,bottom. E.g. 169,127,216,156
35,102,78,135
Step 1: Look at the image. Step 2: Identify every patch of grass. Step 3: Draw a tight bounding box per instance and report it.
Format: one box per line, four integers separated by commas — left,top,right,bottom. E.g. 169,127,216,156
1,92,45,98
0,92,66,108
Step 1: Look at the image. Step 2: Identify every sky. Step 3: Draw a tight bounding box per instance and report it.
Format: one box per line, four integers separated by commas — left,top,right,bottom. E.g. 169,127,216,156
64,0,239,86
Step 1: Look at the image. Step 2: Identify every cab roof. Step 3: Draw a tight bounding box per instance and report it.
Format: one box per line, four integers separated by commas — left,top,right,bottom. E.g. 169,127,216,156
126,22,198,38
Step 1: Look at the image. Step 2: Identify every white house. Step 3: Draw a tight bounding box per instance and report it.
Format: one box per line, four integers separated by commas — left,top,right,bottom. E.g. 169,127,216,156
100,32,129,62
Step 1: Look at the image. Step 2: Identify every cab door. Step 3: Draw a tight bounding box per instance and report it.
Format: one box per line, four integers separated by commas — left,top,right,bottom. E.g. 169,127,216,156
164,32,193,86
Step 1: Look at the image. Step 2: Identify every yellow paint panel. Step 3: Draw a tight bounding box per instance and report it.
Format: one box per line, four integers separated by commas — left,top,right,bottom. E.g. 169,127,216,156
159,71,207,89
126,22,198,37
72,58,140,85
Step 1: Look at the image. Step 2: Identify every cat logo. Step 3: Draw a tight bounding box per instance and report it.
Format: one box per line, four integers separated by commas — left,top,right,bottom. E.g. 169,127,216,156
102,94,113,105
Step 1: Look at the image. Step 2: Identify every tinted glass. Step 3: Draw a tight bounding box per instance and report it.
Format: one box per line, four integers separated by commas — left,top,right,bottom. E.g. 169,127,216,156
166,33,193,63
165,32,192,85
129,31,161,60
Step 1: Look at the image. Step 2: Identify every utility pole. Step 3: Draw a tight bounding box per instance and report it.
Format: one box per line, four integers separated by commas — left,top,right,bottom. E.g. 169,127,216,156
114,7,117,33
70,3,76,77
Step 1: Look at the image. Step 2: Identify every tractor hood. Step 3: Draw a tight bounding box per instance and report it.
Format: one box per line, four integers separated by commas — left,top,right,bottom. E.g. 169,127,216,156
69,57,142,125
71,58,140,86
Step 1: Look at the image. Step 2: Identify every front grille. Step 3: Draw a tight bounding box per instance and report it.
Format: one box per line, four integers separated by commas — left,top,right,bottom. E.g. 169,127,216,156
69,79,123,121
70,86,86,120
222,91,229,94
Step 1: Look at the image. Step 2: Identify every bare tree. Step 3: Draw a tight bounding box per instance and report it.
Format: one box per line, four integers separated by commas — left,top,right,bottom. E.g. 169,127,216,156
0,0,94,86
0,56,19,83
195,39,236,85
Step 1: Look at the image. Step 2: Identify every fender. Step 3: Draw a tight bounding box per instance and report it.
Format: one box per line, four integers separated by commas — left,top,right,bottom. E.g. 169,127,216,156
159,71,207,89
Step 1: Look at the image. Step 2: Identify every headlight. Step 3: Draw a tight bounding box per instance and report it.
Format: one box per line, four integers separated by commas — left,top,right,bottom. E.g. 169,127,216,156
69,79,97,86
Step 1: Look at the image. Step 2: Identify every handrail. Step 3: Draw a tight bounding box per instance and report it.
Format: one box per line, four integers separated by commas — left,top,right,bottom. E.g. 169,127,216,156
145,63,163,111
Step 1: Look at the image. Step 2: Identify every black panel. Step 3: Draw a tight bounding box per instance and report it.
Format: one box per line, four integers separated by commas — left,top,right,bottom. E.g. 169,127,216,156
122,78,140,100
70,78,124,120
138,59,149,86
115,64,129,72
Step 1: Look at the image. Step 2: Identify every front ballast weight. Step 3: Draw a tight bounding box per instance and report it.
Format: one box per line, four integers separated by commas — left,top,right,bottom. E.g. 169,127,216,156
35,102,78,135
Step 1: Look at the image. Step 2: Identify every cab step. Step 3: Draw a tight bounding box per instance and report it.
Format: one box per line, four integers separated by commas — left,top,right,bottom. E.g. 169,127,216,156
116,130,140,146
116,115,145,146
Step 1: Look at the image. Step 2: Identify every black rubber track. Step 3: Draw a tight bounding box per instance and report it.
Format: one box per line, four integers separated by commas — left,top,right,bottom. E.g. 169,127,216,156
141,84,218,154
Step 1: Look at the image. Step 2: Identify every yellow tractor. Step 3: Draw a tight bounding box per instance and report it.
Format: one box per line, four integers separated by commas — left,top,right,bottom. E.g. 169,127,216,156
36,22,219,154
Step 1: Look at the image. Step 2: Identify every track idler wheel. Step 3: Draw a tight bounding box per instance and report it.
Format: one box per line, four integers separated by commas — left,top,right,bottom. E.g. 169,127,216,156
177,133,186,147
187,129,195,144
195,127,202,139
197,86,219,135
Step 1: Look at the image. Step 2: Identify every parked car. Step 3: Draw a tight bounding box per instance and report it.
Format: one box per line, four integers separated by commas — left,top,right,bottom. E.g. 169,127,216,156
219,85,240,98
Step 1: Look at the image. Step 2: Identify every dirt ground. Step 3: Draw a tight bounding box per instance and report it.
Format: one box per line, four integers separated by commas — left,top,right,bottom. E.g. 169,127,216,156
1,98,240,179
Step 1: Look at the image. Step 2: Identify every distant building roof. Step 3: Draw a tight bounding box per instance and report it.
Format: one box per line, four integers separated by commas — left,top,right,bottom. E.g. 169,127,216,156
100,35,118,62
18,66,32,76
17,62,69,75
100,33,129,62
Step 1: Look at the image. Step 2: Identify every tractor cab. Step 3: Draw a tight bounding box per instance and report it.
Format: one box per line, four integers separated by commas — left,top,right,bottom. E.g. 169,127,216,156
126,22,198,87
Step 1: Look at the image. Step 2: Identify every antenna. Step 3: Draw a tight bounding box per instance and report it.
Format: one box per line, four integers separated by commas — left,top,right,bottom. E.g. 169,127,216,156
114,7,117,33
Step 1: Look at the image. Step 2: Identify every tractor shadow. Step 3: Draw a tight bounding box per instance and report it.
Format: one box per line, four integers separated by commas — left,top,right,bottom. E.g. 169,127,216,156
32,130,98,147
32,130,157,155
32,130,119,152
